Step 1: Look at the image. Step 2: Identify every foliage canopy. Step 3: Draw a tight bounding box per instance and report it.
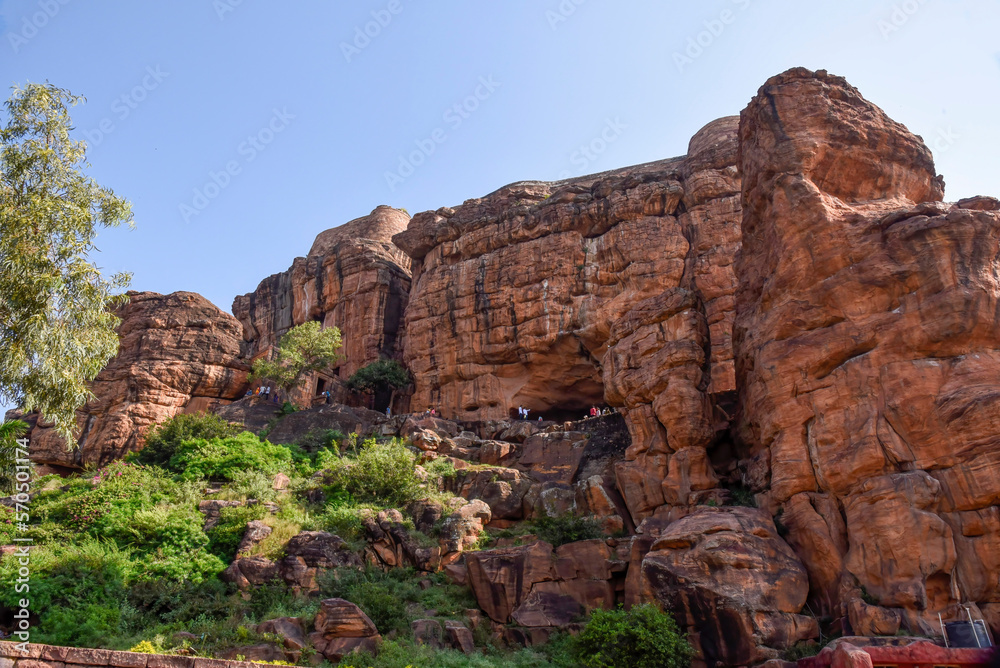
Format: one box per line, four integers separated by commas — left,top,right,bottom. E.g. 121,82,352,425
249,321,343,393
347,358,411,394
0,82,133,442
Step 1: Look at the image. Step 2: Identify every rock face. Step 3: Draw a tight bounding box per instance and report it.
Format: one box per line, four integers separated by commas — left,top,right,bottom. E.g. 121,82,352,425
395,121,741,426
734,67,1000,634
232,205,411,402
17,291,248,468
641,507,815,665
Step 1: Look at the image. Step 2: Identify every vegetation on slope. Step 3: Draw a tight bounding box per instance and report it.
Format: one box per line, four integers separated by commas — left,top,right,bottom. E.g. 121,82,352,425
0,412,690,668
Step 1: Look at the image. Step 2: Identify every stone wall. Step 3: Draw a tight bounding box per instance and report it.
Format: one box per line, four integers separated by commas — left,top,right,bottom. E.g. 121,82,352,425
0,642,295,668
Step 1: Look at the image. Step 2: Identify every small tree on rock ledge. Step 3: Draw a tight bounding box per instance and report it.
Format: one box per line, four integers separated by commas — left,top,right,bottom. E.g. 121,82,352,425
347,358,410,412
250,321,343,396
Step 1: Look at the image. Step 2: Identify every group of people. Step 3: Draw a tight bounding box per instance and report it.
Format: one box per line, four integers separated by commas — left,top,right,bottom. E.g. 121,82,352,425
517,406,542,421
587,405,614,418
424,407,440,418
246,385,281,403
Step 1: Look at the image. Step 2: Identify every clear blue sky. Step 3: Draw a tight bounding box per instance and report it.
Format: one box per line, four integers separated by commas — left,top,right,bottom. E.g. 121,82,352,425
1,0,998,315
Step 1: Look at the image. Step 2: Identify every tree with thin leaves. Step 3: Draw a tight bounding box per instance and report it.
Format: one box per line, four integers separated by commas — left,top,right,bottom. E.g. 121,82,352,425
250,321,344,395
0,83,133,444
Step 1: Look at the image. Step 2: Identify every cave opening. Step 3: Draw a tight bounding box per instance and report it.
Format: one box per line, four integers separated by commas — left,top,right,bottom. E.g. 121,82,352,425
511,377,607,423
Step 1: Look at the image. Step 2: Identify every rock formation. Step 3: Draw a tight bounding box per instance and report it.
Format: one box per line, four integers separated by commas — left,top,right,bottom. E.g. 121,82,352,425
13,65,1000,664
232,205,411,401
394,119,740,427
14,291,248,469
733,68,1000,636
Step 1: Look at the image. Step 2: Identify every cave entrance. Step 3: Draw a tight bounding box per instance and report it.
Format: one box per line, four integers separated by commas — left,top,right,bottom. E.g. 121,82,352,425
316,378,327,396
511,377,606,423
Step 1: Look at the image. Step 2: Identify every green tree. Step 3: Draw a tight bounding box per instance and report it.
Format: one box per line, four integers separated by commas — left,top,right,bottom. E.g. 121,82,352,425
250,321,343,394
0,83,133,442
346,358,410,411
572,604,693,668
0,419,28,493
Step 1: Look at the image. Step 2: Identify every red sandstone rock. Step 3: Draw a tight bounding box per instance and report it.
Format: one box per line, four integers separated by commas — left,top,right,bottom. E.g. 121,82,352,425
314,598,379,638
395,134,738,426
734,67,1000,632
17,291,249,468
641,507,812,665
517,431,588,484
465,541,556,623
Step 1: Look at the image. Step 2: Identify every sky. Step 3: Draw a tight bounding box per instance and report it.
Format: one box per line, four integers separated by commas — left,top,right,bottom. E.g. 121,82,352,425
0,0,998,317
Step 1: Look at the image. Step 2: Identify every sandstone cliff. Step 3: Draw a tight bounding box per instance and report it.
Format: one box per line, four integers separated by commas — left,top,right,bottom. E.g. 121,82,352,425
389,67,1000,660
13,66,1000,664
395,116,740,428
733,68,1000,636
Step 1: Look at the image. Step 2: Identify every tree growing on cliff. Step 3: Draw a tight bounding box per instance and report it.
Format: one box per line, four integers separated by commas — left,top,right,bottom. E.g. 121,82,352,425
0,83,133,443
347,358,410,412
250,321,344,395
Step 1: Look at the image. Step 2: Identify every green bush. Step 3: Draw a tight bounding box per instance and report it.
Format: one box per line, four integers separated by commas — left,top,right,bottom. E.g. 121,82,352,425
784,641,821,661
227,469,279,502
571,604,692,668
725,483,757,508
313,503,367,544
530,514,604,547
132,412,242,467
0,540,134,647
168,432,294,481
322,437,422,506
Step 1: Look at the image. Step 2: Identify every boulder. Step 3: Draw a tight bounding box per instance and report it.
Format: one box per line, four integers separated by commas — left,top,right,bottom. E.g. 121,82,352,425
641,507,812,665
311,598,382,662
235,520,272,557
257,617,307,650
847,598,902,636
410,619,443,648
443,621,475,654
465,541,556,623
222,556,279,589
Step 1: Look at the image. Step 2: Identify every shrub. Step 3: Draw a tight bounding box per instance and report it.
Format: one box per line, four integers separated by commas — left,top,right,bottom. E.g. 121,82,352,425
725,483,757,508
313,503,368,545
128,641,157,654
226,469,278,503
168,432,294,481
572,604,692,668
785,641,821,661
0,540,134,647
346,359,411,394
530,515,604,547
133,412,242,467
322,438,422,506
